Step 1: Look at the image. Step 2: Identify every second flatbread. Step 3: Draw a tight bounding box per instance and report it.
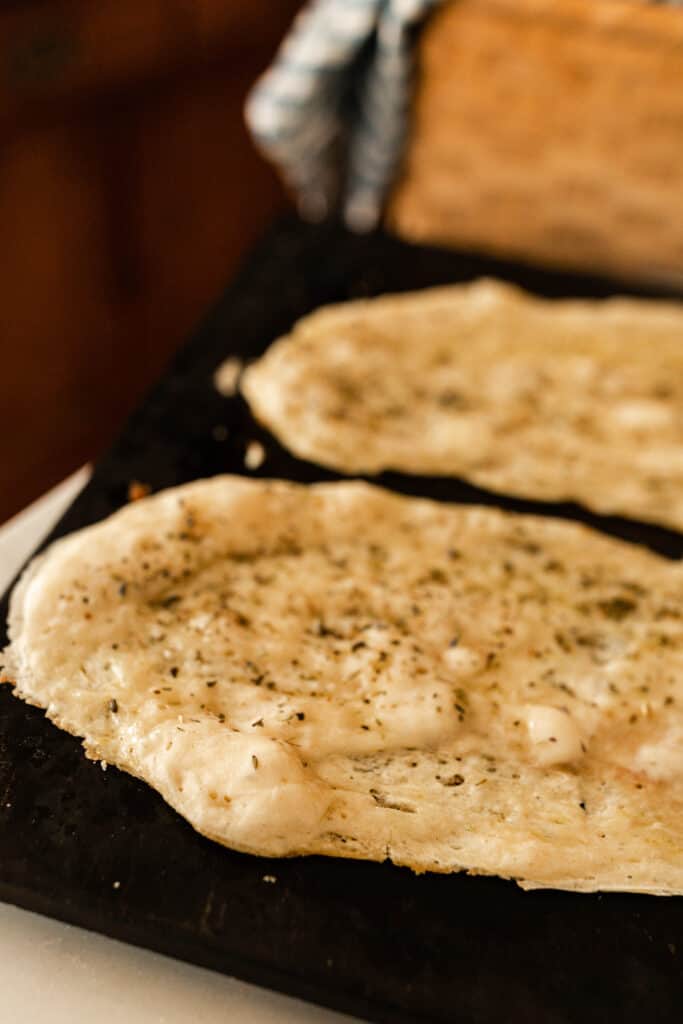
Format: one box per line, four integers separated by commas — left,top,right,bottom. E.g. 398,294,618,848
241,279,683,532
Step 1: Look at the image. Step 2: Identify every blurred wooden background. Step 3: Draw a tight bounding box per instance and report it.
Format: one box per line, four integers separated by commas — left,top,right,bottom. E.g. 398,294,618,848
1,0,300,524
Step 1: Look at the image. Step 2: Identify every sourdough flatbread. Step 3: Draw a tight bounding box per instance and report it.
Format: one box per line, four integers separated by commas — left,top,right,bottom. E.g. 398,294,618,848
240,279,683,532
3,476,683,893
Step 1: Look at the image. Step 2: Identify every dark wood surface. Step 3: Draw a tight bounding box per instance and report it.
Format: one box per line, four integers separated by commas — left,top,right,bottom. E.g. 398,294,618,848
1,216,683,1023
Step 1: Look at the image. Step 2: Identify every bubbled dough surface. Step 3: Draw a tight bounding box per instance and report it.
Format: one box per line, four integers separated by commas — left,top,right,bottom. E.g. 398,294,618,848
4,476,683,893
241,279,683,532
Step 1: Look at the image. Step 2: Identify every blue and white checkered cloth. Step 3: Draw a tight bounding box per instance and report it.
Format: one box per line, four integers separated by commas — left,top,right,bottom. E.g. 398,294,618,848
245,0,439,231
246,0,682,232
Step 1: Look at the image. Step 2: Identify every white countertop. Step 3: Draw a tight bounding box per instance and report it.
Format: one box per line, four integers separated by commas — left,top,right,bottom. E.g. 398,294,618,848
0,470,356,1024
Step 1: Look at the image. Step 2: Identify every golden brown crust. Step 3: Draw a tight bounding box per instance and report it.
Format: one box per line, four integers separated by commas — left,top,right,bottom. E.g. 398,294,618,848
389,0,683,285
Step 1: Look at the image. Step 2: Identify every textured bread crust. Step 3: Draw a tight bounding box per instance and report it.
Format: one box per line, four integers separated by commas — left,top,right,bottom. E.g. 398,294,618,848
4,475,683,894
389,0,683,285
241,278,683,533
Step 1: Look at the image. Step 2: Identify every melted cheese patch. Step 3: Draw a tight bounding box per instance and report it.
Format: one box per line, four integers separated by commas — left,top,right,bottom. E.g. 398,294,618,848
525,705,584,766
4,476,683,893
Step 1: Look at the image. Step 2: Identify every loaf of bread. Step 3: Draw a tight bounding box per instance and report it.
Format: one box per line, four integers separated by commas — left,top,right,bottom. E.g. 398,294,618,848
388,0,683,285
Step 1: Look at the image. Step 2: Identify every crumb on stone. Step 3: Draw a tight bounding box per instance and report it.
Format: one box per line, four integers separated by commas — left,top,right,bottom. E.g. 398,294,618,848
128,480,151,502
214,356,243,396
212,424,229,442
244,440,266,470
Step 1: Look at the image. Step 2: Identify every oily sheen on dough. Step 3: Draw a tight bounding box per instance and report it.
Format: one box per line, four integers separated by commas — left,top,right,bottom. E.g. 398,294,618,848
240,279,683,532
3,476,683,894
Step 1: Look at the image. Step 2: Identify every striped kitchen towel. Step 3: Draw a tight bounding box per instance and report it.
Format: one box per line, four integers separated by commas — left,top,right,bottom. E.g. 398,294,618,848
245,0,439,232
246,0,683,232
